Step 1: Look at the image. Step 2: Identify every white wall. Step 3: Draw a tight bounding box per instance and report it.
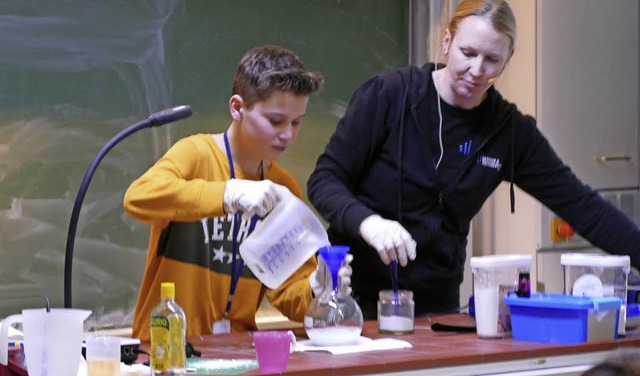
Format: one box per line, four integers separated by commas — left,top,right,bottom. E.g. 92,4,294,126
473,0,541,287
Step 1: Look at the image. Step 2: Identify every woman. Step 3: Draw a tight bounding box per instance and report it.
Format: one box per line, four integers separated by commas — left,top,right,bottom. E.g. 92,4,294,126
307,0,640,319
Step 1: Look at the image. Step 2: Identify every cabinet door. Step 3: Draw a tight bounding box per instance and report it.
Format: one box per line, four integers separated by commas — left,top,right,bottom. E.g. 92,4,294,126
537,0,638,190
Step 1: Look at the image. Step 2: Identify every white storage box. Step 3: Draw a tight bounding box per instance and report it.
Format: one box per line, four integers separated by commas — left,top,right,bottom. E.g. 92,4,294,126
561,253,630,334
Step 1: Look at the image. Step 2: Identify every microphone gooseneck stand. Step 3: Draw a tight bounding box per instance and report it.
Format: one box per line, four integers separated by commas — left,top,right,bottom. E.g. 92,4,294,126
63,105,193,308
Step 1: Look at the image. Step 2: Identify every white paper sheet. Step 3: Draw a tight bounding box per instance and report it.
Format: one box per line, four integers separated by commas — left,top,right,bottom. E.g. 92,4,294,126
294,336,412,355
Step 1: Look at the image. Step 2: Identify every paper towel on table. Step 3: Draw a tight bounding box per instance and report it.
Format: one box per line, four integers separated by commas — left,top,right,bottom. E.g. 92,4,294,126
294,336,412,354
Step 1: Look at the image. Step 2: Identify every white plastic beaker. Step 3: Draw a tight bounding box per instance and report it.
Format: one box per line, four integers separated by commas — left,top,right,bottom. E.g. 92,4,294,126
0,308,91,376
240,190,329,289
471,254,531,338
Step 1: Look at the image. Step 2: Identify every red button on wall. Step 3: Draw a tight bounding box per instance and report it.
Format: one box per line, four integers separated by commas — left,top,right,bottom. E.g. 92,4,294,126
557,222,575,238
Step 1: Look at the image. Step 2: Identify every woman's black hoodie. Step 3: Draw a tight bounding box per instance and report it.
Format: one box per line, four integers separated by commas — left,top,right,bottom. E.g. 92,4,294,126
307,63,640,312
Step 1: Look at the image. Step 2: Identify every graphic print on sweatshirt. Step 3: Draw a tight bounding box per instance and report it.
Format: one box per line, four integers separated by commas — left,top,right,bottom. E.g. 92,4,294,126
476,153,502,171
459,140,473,156
156,212,260,279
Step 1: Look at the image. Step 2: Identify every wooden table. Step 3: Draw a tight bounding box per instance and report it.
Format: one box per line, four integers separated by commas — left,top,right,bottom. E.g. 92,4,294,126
166,314,640,375
4,314,638,375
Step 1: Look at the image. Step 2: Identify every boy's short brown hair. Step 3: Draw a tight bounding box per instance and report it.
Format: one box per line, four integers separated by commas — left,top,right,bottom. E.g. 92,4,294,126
232,45,324,109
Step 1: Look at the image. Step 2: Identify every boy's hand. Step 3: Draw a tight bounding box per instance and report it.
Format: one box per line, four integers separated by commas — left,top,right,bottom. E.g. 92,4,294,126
310,253,353,296
359,214,416,266
223,179,289,220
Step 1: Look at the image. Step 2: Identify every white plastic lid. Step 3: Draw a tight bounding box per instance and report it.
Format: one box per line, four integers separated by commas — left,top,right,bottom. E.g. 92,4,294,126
561,253,630,268
470,254,532,269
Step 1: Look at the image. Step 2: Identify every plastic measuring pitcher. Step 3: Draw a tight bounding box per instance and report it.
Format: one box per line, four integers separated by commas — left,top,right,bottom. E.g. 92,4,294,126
240,190,330,289
0,308,91,376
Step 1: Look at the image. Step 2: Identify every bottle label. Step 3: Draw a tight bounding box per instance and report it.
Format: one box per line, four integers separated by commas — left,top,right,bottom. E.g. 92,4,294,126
150,314,186,371
168,316,186,367
150,315,170,371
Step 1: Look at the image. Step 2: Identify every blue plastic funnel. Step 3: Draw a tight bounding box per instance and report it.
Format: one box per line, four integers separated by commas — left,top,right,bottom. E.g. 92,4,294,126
319,245,350,292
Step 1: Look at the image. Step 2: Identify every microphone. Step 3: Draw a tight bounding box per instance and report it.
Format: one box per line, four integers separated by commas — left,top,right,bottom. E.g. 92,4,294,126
148,105,193,127
487,77,497,84
64,105,193,308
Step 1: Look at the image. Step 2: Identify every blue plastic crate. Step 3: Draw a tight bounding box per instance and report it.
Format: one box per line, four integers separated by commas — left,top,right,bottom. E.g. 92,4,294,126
504,293,621,344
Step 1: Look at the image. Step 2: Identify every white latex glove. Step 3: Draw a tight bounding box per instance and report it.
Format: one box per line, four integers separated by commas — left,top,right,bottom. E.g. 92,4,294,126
359,214,417,266
223,179,289,220
310,253,353,296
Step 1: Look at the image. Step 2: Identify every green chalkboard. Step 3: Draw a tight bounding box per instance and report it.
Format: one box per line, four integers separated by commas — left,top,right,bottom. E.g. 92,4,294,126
0,0,409,330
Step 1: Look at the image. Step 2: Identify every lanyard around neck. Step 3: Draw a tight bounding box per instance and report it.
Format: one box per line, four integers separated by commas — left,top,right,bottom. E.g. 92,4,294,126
222,131,263,318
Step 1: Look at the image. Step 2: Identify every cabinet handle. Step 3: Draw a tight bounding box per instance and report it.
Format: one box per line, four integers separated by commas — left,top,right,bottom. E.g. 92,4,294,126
596,155,632,163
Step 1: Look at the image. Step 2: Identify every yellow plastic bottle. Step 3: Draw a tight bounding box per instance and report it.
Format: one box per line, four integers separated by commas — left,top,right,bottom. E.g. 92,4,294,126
150,282,186,375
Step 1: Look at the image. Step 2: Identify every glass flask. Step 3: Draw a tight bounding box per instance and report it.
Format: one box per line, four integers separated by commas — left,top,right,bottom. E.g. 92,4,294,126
304,245,363,346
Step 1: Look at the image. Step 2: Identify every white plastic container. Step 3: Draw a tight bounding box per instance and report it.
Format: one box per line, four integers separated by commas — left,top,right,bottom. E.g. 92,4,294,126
239,191,330,289
0,308,92,376
470,254,532,338
561,253,630,334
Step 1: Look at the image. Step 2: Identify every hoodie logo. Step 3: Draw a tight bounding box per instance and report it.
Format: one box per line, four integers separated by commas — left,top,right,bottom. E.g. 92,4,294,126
459,140,472,156
477,154,502,171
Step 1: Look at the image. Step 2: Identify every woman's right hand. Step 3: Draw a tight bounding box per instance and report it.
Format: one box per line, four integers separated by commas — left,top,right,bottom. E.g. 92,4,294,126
359,214,416,266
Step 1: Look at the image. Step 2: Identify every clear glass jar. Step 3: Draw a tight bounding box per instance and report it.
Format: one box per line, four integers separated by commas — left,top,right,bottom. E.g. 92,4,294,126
377,289,414,334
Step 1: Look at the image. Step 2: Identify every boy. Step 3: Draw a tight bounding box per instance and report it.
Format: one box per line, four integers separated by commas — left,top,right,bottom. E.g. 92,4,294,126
124,45,346,340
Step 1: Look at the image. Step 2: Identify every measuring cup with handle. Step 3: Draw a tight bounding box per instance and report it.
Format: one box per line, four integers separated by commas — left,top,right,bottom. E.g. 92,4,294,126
0,308,91,376
240,189,330,289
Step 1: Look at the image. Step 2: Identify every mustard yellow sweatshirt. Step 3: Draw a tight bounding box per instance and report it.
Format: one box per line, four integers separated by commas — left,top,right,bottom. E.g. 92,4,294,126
124,133,316,340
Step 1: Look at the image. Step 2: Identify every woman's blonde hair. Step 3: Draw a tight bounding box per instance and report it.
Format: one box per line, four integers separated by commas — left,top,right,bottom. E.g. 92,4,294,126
448,0,516,50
